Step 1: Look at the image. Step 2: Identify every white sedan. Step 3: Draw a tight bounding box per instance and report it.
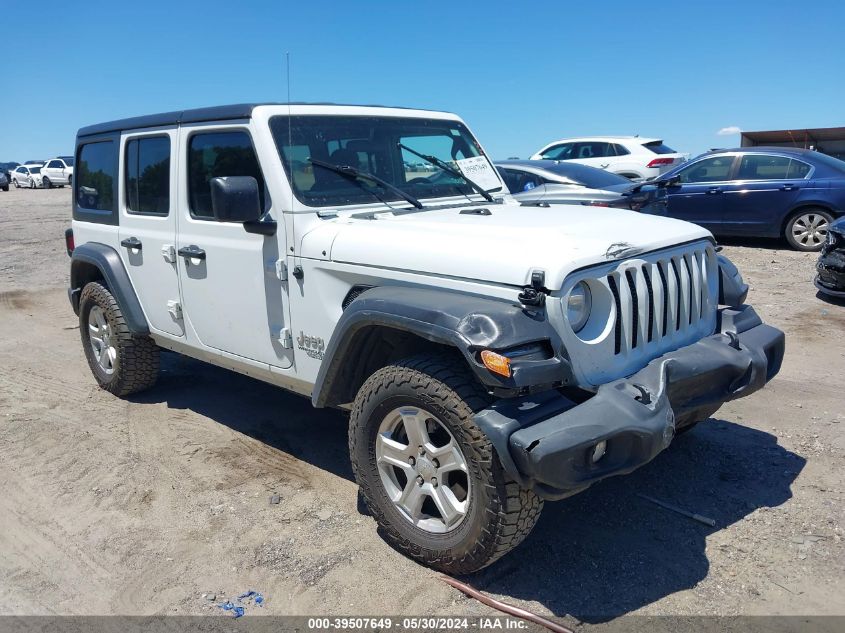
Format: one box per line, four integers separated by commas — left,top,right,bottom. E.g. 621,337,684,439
11,165,44,189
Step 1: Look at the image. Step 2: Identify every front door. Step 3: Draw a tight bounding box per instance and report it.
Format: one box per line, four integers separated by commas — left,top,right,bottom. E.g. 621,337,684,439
118,129,184,337
175,124,292,369
721,153,809,235
665,154,738,232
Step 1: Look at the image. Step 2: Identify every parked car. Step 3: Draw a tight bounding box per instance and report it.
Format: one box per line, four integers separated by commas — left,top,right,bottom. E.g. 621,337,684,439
66,103,783,574
495,160,667,214
11,164,43,188
41,156,75,188
0,161,20,182
659,147,845,251
529,136,688,180
815,216,845,297
0,171,8,191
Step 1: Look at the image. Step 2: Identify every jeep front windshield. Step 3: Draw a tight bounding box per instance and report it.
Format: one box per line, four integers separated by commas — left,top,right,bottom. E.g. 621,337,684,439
270,115,501,208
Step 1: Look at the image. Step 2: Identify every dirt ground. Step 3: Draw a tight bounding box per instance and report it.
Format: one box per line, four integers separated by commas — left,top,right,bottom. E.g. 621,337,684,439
0,186,843,624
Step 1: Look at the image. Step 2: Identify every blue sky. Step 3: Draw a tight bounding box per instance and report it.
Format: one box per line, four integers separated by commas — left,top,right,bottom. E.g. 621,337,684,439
2,0,844,162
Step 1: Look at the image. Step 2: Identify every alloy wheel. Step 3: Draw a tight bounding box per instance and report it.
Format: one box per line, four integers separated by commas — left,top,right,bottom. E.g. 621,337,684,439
87,305,117,374
376,406,471,533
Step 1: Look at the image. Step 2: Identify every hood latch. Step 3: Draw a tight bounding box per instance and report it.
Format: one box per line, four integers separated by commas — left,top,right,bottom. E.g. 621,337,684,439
518,270,547,307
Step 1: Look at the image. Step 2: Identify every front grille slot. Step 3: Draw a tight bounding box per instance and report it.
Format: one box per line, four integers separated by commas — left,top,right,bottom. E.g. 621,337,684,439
642,266,654,343
624,269,639,349
607,274,622,355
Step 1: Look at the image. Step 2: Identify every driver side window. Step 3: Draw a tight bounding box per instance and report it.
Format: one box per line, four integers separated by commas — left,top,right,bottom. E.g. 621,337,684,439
678,156,735,183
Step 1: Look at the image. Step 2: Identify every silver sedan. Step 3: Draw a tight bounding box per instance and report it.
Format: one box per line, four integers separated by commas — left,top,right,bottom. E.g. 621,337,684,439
495,160,667,214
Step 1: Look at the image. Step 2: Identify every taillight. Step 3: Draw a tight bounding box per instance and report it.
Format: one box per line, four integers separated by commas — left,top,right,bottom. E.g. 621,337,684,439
647,157,675,168
65,228,74,256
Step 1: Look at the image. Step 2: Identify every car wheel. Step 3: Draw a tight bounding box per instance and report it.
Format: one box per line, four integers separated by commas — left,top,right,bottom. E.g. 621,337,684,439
1,185,8,192
79,282,160,396
42,176,52,189
349,353,543,574
13,178,19,188
68,174,72,186
785,208,833,251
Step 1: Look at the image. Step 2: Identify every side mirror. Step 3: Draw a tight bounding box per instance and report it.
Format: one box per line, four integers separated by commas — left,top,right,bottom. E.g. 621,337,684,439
210,176,262,223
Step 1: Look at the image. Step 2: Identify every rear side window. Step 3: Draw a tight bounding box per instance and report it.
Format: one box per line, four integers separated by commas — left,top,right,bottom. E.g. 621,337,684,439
612,143,630,156
188,131,265,218
125,136,171,215
787,159,812,179
77,141,116,211
643,141,676,154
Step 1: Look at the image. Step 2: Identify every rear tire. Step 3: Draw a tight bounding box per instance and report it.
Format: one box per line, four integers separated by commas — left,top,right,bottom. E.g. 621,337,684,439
785,208,833,251
79,282,159,396
43,176,52,189
349,353,543,574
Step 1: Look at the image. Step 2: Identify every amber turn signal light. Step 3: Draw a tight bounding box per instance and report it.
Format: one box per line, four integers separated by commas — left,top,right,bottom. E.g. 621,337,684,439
480,350,511,378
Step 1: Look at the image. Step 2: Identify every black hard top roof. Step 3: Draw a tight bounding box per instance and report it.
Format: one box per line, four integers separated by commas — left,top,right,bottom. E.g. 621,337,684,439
77,102,446,137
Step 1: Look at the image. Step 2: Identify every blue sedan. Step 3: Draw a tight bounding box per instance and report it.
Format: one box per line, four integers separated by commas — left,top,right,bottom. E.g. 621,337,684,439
659,147,845,251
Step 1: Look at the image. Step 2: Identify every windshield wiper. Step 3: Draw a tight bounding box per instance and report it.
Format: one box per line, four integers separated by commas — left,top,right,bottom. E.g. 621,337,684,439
397,143,494,202
308,158,423,210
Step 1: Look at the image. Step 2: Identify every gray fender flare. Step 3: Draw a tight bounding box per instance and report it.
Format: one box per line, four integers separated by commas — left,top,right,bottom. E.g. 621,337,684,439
69,242,149,335
311,286,570,408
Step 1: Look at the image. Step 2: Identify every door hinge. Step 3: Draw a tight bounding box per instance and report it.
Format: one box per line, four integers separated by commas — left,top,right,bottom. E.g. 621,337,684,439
278,327,293,348
275,259,288,281
161,244,176,263
167,300,183,320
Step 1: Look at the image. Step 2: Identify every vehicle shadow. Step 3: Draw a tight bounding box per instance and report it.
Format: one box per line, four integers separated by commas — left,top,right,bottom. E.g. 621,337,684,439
470,419,804,622
128,351,355,483
130,353,804,622
715,235,788,251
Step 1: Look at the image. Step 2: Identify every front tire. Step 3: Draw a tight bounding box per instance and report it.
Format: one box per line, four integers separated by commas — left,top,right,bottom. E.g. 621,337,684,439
79,282,159,396
785,208,833,251
42,176,52,189
349,354,543,574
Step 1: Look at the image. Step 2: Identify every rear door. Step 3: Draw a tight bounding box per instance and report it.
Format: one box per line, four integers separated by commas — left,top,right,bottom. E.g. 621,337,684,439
175,123,293,369
664,154,738,231
569,141,615,170
721,154,810,235
118,129,184,337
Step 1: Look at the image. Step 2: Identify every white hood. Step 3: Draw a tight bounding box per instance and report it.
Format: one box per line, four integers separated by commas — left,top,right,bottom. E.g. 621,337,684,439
309,202,713,290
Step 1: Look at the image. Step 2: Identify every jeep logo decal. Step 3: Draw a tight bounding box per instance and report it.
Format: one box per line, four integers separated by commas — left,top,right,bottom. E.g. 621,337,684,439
297,331,325,360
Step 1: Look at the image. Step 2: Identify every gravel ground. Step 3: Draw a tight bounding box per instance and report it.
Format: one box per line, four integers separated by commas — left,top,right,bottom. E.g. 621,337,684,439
0,186,843,624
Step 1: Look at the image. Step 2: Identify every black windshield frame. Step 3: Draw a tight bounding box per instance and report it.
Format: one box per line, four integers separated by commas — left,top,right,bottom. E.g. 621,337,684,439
270,115,501,208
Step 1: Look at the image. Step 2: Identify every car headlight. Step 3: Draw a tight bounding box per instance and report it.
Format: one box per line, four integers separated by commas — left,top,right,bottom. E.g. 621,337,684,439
566,281,592,332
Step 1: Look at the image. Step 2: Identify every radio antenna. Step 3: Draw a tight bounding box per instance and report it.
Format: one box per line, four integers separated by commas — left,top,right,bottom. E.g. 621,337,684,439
286,52,295,261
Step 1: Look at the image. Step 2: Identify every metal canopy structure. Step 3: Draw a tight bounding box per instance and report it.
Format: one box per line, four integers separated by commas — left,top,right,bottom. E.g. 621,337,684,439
741,127,845,160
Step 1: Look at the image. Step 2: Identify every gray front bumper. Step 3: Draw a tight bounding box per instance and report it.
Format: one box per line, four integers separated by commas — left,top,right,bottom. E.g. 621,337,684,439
475,306,785,500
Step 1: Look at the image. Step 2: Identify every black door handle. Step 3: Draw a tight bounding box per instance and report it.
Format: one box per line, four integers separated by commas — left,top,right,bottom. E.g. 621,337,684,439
706,187,722,195
178,245,206,261
120,237,142,250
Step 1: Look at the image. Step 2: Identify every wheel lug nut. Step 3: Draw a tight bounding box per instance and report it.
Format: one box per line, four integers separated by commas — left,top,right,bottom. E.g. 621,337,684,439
432,458,440,468
408,456,416,466
418,446,425,455
431,477,438,487
416,475,424,486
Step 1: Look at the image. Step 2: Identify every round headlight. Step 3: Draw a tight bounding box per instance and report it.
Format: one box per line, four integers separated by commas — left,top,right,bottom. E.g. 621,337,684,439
566,281,592,332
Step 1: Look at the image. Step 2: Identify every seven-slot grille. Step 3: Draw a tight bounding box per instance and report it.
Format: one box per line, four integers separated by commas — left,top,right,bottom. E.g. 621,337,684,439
606,247,716,356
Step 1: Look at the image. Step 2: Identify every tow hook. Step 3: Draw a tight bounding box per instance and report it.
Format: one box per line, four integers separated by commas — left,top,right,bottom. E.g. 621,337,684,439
724,331,741,350
518,270,547,307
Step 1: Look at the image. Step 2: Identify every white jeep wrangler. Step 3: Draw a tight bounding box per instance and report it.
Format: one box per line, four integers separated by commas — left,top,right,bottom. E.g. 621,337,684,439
66,103,785,573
